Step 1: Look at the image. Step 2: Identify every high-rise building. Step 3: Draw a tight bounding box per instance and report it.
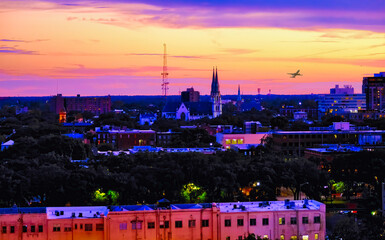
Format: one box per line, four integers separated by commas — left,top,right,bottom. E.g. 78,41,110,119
181,87,200,102
330,85,354,95
210,67,222,117
363,72,385,111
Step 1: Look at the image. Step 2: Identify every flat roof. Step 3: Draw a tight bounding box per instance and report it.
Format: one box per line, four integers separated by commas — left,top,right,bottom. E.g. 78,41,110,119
218,200,323,212
274,130,385,135
46,206,109,219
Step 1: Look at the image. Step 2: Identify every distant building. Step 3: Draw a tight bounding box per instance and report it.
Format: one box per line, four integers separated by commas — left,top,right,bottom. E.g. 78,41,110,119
217,133,268,149
0,200,325,240
95,127,156,150
272,122,385,156
181,87,200,102
162,68,222,120
1,140,14,151
318,93,366,119
139,113,157,126
211,67,222,118
244,121,262,134
363,72,385,111
280,106,318,120
50,94,111,115
330,85,354,95
156,130,181,146
294,111,308,121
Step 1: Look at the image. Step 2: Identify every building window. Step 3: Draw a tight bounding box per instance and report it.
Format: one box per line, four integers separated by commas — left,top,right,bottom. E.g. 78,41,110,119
175,221,183,228
226,237,230,240
31,225,35,233
202,220,209,227
315,233,319,240
264,235,269,239
188,220,196,228
250,218,256,226
290,236,297,240
314,216,321,223
38,225,43,233
237,219,244,226
262,218,269,226
131,221,142,230
302,235,309,240
64,226,72,232
80,224,83,229
119,223,127,230
238,236,243,240
23,225,27,233
148,222,155,229
53,225,61,232
224,219,231,227
2,226,6,233
279,217,285,225
280,234,285,240
74,224,77,230
302,217,309,224
96,224,104,231
290,217,297,225
160,221,169,229
85,224,93,231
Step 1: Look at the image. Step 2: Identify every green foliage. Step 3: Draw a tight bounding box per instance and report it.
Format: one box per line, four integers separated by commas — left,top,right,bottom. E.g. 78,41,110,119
332,181,345,193
181,183,207,203
93,189,120,205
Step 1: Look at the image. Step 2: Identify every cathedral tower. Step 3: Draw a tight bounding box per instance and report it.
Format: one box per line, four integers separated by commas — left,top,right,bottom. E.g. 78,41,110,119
210,67,222,118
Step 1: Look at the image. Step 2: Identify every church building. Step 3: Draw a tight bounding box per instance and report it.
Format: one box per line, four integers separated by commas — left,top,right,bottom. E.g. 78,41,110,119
162,67,222,121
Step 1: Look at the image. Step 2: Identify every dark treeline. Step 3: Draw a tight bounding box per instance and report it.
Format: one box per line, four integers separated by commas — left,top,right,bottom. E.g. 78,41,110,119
0,139,327,207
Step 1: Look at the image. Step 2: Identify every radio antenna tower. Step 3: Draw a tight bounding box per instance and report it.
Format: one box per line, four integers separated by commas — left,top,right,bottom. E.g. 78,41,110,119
161,43,169,98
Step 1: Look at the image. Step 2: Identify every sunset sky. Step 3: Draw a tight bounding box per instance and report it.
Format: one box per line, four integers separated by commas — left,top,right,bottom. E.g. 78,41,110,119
1,0,384,96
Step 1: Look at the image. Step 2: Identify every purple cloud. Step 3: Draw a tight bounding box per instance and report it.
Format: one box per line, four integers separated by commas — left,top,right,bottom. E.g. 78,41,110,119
0,46,38,55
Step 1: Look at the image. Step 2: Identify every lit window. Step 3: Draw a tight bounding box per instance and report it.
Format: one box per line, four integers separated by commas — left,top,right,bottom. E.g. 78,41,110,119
302,235,309,240
279,217,285,225
290,236,297,240
232,139,237,144
225,139,231,144
264,235,269,239
237,139,243,144
315,233,319,240
280,235,285,240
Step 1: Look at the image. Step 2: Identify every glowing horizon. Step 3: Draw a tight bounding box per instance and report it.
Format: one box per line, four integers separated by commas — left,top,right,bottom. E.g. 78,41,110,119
0,0,384,96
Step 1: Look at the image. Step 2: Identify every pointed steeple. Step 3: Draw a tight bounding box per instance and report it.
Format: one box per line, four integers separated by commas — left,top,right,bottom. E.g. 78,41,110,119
237,85,241,101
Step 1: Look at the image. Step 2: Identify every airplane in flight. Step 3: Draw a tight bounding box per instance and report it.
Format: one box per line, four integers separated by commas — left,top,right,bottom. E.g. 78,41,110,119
287,69,302,78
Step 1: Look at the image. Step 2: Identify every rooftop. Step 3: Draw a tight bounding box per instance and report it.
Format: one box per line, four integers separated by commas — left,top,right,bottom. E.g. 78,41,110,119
218,200,323,213
46,206,109,219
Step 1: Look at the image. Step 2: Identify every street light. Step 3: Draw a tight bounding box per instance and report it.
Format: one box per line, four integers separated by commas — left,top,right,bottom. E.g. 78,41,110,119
299,182,309,200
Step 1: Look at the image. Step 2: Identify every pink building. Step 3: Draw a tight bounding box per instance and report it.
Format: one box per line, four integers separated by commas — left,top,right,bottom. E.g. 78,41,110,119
0,200,325,240
216,133,268,149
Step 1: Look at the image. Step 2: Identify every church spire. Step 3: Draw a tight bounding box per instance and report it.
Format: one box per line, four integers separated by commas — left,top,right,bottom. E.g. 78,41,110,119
210,66,219,97
237,84,241,101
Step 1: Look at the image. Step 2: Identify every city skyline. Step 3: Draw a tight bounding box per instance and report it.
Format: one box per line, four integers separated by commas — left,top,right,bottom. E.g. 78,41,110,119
1,0,384,96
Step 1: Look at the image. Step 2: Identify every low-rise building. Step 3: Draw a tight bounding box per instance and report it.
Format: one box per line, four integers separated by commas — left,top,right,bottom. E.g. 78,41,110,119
0,200,325,240
217,133,268,149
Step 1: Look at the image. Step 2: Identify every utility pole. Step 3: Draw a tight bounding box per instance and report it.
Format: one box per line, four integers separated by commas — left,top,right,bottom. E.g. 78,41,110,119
161,44,169,99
